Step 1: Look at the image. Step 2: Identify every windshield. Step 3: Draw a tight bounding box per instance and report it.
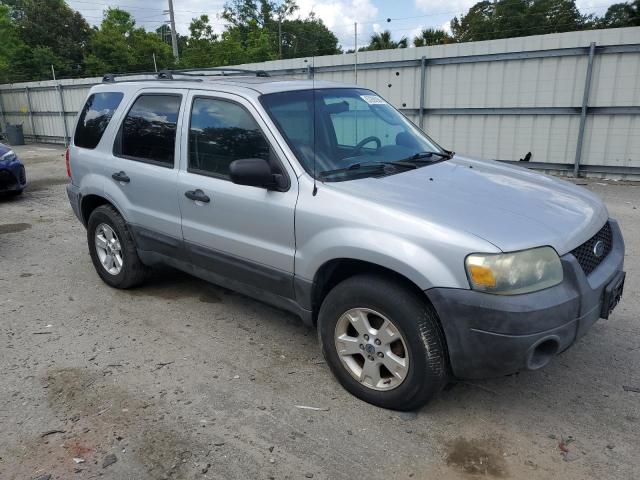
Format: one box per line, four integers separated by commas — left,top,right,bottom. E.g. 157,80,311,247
260,88,445,181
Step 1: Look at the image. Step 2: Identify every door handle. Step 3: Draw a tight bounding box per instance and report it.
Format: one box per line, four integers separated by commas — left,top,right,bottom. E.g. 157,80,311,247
184,189,210,203
112,171,130,183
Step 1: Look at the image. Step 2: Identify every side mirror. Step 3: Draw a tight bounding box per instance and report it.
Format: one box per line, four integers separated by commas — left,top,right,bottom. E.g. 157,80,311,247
229,158,286,191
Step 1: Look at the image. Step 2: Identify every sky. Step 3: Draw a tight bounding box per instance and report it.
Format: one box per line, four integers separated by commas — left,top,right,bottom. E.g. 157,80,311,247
67,0,618,50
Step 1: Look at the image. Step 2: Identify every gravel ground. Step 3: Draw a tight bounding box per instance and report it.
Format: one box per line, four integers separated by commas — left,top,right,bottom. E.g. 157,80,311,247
1,144,639,480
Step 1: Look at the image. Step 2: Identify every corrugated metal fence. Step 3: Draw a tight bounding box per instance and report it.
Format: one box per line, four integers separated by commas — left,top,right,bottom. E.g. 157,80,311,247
1,26,639,177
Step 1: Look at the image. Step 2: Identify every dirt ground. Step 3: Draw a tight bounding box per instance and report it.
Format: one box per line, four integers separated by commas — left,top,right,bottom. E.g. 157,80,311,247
0,144,638,480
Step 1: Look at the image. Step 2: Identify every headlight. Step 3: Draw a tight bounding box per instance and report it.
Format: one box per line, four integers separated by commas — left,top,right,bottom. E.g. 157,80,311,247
465,246,563,295
1,150,17,162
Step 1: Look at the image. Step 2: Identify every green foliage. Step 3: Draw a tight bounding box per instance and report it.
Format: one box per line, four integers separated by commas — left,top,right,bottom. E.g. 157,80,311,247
361,31,408,51
0,4,24,83
0,0,639,83
221,0,338,60
4,0,91,77
451,0,590,42
280,14,341,58
413,28,454,47
83,8,174,75
598,0,639,27
179,1,338,68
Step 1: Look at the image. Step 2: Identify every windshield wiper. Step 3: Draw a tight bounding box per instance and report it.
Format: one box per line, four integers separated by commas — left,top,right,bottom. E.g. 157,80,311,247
319,163,385,177
319,162,390,178
399,150,454,163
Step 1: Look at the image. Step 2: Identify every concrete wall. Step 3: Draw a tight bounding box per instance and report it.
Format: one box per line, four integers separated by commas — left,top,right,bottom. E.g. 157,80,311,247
1,26,639,177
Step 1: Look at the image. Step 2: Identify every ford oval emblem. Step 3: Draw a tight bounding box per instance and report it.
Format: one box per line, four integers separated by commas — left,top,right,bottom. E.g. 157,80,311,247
593,240,605,258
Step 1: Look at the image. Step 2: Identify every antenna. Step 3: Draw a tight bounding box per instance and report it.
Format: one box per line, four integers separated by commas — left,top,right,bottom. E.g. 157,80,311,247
311,55,318,197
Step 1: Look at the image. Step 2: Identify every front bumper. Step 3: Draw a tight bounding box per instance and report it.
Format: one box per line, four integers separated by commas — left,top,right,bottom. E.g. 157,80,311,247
426,219,625,379
0,161,26,192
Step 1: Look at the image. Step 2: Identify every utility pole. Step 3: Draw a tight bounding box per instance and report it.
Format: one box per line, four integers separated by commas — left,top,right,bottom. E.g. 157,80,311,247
167,0,179,62
279,17,282,59
354,22,358,83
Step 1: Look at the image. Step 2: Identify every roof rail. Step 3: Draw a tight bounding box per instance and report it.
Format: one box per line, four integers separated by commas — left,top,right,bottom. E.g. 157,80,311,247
102,71,159,83
102,67,270,83
158,67,270,78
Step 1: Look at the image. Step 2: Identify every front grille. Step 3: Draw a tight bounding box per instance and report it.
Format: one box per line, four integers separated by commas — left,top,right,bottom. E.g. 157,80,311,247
0,170,18,190
570,222,612,275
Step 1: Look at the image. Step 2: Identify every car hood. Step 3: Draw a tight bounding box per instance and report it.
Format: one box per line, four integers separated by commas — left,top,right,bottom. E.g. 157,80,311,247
328,156,608,255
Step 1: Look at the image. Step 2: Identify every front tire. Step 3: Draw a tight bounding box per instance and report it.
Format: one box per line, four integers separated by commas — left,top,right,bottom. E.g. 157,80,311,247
318,274,449,410
87,205,148,289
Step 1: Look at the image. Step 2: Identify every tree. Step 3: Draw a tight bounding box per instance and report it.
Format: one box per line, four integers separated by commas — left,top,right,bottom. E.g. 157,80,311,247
179,15,219,68
0,4,27,83
84,8,174,75
450,0,588,42
4,0,92,77
362,31,408,51
413,28,454,47
528,0,586,34
222,0,296,54
220,0,338,60
598,0,639,27
280,14,340,57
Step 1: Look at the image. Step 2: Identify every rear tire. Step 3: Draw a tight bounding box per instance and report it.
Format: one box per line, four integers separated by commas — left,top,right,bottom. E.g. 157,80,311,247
318,274,449,410
87,205,148,289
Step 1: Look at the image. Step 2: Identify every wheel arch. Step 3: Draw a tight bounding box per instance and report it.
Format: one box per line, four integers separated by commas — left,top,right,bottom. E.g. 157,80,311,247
308,258,434,326
80,194,125,227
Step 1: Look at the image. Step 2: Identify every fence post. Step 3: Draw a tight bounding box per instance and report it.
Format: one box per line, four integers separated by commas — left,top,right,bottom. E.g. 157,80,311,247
25,86,37,143
0,90,6,136
419,55,426,129
573,42,596,177
307,64,314,79
56,84,69,146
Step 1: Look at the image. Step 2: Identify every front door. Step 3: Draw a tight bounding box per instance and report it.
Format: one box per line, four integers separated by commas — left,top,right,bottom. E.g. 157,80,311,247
177,90,298,298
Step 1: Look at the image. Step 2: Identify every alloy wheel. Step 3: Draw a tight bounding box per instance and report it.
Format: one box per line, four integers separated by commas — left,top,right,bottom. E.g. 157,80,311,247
95,223,123,275
334,308,409,391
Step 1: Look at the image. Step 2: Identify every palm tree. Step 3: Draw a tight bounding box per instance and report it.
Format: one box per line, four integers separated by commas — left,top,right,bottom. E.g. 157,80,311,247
413,28,454,47
362,30,408,51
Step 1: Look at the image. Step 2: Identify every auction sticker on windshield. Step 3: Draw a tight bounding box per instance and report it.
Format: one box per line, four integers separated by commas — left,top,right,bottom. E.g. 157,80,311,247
360,95,387,105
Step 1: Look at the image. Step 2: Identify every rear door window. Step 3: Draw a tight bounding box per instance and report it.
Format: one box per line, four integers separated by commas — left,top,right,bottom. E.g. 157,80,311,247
74,92,124,149
115,94,182,167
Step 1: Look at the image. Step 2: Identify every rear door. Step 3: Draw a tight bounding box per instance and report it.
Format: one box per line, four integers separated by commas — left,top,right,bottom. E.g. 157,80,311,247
105,90,185,257
177,90,298,298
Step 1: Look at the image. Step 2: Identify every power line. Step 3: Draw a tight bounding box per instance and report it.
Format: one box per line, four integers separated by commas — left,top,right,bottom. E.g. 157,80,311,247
66,0,619,46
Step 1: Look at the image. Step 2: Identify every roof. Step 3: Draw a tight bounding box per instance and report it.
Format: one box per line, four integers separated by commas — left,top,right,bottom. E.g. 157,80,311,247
207,77,358,94
92,75,358,96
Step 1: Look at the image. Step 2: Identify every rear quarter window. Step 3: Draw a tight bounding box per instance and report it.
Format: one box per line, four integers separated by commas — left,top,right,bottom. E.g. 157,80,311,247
74,92,124,149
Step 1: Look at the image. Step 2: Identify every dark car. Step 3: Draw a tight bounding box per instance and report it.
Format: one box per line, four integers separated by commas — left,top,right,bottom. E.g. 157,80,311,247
0,143,26,195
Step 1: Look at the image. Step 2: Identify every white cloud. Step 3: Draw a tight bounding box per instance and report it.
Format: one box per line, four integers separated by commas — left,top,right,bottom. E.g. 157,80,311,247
414,0,476,18
296,0,379,48
575,0,612,15
372,23,382,33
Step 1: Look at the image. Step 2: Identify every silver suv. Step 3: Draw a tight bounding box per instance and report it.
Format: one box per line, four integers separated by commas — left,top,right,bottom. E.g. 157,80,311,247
66,70,625,410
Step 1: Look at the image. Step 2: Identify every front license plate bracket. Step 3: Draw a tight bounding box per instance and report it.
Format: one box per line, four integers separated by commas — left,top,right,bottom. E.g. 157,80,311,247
601,271,625,319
